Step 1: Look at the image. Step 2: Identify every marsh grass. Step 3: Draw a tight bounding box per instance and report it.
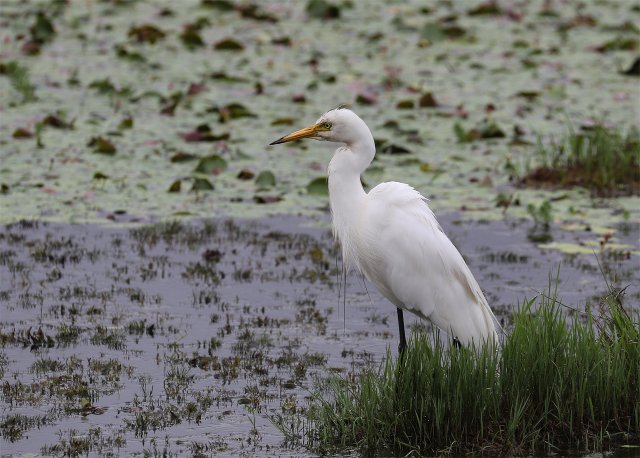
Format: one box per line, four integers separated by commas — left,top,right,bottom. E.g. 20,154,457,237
285,286,639,455
524,125,640,196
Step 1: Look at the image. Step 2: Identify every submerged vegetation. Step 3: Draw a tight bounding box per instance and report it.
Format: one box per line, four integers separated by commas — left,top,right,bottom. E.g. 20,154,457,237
524,126,640,196
280,285,640,455
0,217,637,454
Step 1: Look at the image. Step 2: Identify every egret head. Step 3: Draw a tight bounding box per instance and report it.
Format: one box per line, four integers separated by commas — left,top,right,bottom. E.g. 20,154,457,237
269,107,370,146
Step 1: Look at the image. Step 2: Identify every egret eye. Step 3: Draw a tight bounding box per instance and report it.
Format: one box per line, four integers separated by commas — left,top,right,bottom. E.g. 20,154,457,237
322,122,332,130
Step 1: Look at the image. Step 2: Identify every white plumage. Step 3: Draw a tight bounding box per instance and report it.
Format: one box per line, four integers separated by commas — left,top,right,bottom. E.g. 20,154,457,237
271,107,498,347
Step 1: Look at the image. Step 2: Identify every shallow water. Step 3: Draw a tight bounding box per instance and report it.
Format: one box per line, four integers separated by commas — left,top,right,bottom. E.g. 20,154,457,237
0,214,637,456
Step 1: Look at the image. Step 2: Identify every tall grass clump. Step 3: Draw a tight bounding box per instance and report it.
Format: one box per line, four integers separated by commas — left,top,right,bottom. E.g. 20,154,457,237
523,125,639,196
286,289,639,455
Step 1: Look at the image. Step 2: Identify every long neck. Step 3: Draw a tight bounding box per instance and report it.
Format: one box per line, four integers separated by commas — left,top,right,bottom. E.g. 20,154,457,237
327,134,375,268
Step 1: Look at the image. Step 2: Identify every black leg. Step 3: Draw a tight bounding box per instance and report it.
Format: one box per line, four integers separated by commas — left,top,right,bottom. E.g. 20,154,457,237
397,307,407,355
394,308,407,412
453,337,462,348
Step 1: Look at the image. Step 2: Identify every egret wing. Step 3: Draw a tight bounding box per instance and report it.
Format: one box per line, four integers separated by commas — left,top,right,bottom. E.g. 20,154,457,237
361,182,498,344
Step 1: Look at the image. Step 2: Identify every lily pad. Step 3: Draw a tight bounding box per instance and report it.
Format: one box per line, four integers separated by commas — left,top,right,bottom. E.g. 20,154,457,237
355,93,377,105
170,151,197,163
89,79,131,97
201,0,234,10
421,22,467,43
255,170,276,188
194,155,228,174
272,36,292,46
306,0,341,19
380,143,412,155
128,24,166,44
160,92,183,116
468,1,502,16
271,118,295,126
30,12,56,45
191,177,215,191
180,124,230,142
214,38,244,51
238,4,279,22
210,72,249,83
419,92,439,108
93,172,109,180
118,117,134,130
254,195,282,204
88,137,117,155
454,120,506,143
307,177,328,196
180,25,205,49
13,128,33,139
237,169,255,180
42,114,71,129
114,44,146,63
217,103,256,122
595,37,638,53
622,56,640,76
396,99,415,109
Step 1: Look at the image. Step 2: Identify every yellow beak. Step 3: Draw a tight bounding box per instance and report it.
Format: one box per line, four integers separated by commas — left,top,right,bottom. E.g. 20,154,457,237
269,124,324,145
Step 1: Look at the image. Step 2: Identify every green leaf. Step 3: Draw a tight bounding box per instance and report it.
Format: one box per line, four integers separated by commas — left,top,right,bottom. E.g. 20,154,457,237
468,2,502,15
421,22,446,42
307,177,328,196
93,172,109,180
88,137,117,155
194,155,227,174
271,118,295,126
114,43,146,63
30,12,56,45
170,151,197,163
421,22,466,42
237,169,255,180
596,36,638,53
396,99,414,109
306,0,341,19
191,177,214,191
127,24,166,44
89,79,131,97
13,128,33,139
255,170,276,188
477,119,506,139
454,122,469,143
118,117,134,130
209,72,249,83
168,180,181,193
254,195,282,204
180,26,205,49
200,0,234,10
42,114,71,129
419,92,439,108
214,38,244,51
380,143,411,154
217,103,255,122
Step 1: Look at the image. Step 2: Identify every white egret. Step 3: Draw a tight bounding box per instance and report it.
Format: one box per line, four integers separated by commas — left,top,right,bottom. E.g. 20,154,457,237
270,107,498,351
